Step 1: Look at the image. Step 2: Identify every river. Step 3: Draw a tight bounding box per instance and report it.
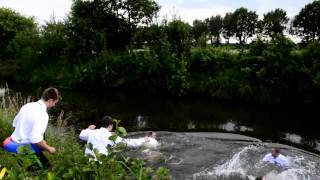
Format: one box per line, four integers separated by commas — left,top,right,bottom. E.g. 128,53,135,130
1,81,319,179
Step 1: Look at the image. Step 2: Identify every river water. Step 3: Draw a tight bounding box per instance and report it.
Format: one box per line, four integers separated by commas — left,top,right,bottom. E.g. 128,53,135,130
1,82,320,179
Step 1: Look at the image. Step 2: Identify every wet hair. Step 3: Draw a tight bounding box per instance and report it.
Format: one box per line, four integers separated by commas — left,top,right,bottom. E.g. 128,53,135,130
41,87,61,101
146,131,154,137
255,177,263,180
273,147,280,153
101,116,114,127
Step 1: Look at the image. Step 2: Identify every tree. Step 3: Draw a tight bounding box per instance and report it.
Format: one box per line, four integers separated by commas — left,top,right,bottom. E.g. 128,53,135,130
123,0,160,25
292,0,320,43
0,8,36,60
207,15,223,45
39,20,68,63
261,8,289,38
192,19,208,46
222,12,235,44
165,20,192,56
232,7,258,45
67,0,160,63
133,24,166,49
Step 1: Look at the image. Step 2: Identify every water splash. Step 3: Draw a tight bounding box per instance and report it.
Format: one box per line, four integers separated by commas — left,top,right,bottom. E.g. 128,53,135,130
0,87,7,97
192,145,259,180
192,145,320,180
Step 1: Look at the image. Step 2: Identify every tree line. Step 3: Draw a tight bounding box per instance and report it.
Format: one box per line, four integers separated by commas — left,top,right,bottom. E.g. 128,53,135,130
1,0,320,104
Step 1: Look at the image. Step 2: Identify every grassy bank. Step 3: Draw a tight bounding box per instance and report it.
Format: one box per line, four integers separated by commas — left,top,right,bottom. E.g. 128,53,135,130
0,94,170,179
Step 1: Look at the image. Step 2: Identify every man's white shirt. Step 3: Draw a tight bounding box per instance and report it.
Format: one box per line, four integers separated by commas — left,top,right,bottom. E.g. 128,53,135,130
11,100,48,144
262,153,289,168
79,127,146,157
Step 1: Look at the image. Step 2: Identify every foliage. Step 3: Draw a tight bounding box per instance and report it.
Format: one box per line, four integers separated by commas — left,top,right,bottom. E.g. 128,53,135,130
0,94,171,180
292,0,320,43
165,20,192,56
222,12,235,44
0,8,36,61
260,8,289,38
206,15,223,45
66,0,160,63
1,2,320,105
192,19,208,46
232,7,258,45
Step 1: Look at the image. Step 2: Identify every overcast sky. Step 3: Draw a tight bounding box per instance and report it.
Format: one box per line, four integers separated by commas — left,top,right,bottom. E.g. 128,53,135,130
0,0,313,24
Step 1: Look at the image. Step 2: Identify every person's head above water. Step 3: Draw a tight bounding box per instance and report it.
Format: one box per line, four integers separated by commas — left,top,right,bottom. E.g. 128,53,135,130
255,177,263,180
144,131,159,149
101,116,114,131
146,131,157,139
271,147,281,158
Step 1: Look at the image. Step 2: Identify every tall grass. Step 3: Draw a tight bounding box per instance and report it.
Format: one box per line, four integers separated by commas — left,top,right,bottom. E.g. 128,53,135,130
0,93,171,180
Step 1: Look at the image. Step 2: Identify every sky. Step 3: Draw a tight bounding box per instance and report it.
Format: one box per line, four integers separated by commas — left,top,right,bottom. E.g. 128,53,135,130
0,0,314,24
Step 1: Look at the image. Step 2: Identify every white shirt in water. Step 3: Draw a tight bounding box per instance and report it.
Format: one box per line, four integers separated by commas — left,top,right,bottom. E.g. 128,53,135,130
79,128,147,157
143,138,159,149
262,153,289,168
11,100,48,144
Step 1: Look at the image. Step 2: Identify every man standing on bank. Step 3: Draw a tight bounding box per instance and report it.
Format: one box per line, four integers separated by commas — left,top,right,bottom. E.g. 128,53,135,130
2,87,61,168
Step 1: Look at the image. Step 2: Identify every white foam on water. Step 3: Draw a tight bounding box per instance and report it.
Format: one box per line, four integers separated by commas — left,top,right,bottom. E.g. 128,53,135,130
0,88,6,97
192,145,320,180
192,145,258,180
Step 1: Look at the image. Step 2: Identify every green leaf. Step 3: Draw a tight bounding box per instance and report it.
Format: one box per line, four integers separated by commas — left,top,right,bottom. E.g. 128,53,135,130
117,127,127,136
47,172,55,180
109,134,118,142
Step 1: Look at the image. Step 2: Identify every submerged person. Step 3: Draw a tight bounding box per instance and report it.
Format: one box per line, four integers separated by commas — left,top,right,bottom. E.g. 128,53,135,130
2,88,61,169
262,147,289,169
79,116,157,158
132,131,159,149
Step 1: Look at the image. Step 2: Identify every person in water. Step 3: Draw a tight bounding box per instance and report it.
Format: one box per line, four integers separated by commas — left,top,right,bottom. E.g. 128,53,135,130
2,87,61,169
262,147,289,169
79,116,157,159
143,131,159,149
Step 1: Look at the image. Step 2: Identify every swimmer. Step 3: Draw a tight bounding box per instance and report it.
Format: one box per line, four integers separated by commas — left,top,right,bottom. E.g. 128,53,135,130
262,147,289,169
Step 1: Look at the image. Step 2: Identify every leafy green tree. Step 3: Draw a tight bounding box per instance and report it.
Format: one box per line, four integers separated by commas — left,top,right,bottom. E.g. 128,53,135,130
206,15,223,45
292,0,320,43
123,0,160,25
67,0,160,63
165,20,192,56
260,8,289,38
39,20,68,63
222,12,235,44
232,7,258,45
192,19,208,46
0,8,36,60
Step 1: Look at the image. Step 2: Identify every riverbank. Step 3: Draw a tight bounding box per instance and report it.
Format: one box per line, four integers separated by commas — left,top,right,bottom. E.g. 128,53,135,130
0,94,170,179
2,40,320,106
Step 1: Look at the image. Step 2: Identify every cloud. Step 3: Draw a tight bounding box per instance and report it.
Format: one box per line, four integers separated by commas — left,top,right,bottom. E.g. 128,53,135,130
254,0,311,18
158,6,233,24
0,0,314,24
0,0,72,23
157,0,313,23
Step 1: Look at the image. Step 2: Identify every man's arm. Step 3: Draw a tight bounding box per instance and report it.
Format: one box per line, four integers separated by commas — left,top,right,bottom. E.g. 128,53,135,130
79,125,96,141
36,140,56,154
124,137,147,147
